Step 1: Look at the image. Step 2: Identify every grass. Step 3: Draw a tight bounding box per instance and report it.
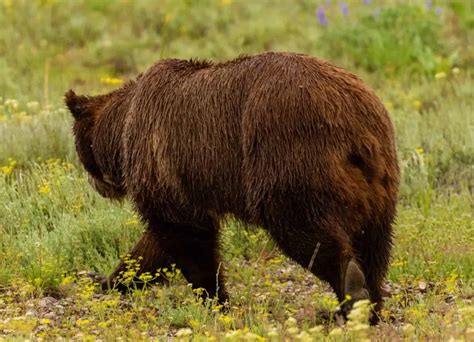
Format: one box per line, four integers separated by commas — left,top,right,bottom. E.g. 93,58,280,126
0,0,473,340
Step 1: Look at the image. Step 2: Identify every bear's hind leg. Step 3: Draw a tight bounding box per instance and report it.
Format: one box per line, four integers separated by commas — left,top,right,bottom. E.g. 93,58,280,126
269,224,351,301
352,219,394,323
268,221,370,320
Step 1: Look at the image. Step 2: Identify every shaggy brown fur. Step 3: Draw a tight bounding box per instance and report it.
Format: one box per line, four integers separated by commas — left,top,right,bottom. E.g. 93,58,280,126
66,52,400,323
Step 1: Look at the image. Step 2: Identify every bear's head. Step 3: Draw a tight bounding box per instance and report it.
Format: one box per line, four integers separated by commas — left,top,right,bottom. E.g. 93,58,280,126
65,89,126,200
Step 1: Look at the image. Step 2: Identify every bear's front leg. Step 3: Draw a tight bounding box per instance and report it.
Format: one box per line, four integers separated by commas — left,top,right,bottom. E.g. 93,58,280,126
102,229,173,292
104,217,229,305
156,218,229,304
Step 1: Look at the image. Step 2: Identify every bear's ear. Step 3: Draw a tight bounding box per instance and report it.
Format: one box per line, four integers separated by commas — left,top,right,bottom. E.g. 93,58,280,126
65,89,90,120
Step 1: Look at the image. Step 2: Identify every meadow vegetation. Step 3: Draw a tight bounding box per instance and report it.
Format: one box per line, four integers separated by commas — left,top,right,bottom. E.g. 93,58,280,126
0,0,473,340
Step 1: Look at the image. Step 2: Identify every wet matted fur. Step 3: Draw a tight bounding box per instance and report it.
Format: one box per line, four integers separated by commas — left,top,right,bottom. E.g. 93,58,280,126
65,52,400,323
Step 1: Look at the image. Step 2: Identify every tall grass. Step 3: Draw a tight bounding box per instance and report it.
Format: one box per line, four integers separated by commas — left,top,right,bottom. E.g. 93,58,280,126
0,104,75,166
0,160,141,286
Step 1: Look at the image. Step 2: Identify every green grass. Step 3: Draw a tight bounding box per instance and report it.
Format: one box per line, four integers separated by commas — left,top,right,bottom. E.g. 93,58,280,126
0,0,473,340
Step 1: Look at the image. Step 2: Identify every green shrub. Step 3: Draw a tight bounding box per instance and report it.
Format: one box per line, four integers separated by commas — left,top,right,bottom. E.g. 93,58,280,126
319,4,448,76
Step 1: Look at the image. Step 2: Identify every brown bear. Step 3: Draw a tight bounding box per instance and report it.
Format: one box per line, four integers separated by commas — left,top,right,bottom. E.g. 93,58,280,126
65,52,400,323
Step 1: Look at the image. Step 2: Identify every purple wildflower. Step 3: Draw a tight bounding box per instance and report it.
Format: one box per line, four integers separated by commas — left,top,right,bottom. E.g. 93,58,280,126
425,0,433,10
340,2,349,16
316,6,329,26
435,7,443,16
363,0,371,4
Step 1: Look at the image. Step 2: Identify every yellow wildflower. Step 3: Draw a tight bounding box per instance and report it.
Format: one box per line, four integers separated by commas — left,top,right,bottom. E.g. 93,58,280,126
61,275,75,286
76,319,91,327
188,319,200,330
38,183,51,194
446,271,458,293
269,257,283,264
138,272,153,282
39,318,51,325
46,158,60,167
392,259,406,267
434,72,447,79
125,217,140,225
218,314,234,325
415,147,424,154
212,304,223,312
1,159,16,175
384,101,393,110
100,77,123,86
164,13,173,23
98,321,110,329
221,0,232,6
451,67,460,75
413,100,422,110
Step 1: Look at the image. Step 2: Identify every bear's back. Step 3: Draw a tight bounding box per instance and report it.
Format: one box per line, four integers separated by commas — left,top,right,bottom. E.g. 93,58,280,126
124,52,398,222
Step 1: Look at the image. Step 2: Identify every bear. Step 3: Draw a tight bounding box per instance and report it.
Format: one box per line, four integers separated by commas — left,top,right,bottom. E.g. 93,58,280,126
65,52,400,323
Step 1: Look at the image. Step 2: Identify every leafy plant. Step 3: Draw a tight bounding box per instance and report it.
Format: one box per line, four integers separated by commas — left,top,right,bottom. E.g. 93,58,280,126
319,4,449,76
